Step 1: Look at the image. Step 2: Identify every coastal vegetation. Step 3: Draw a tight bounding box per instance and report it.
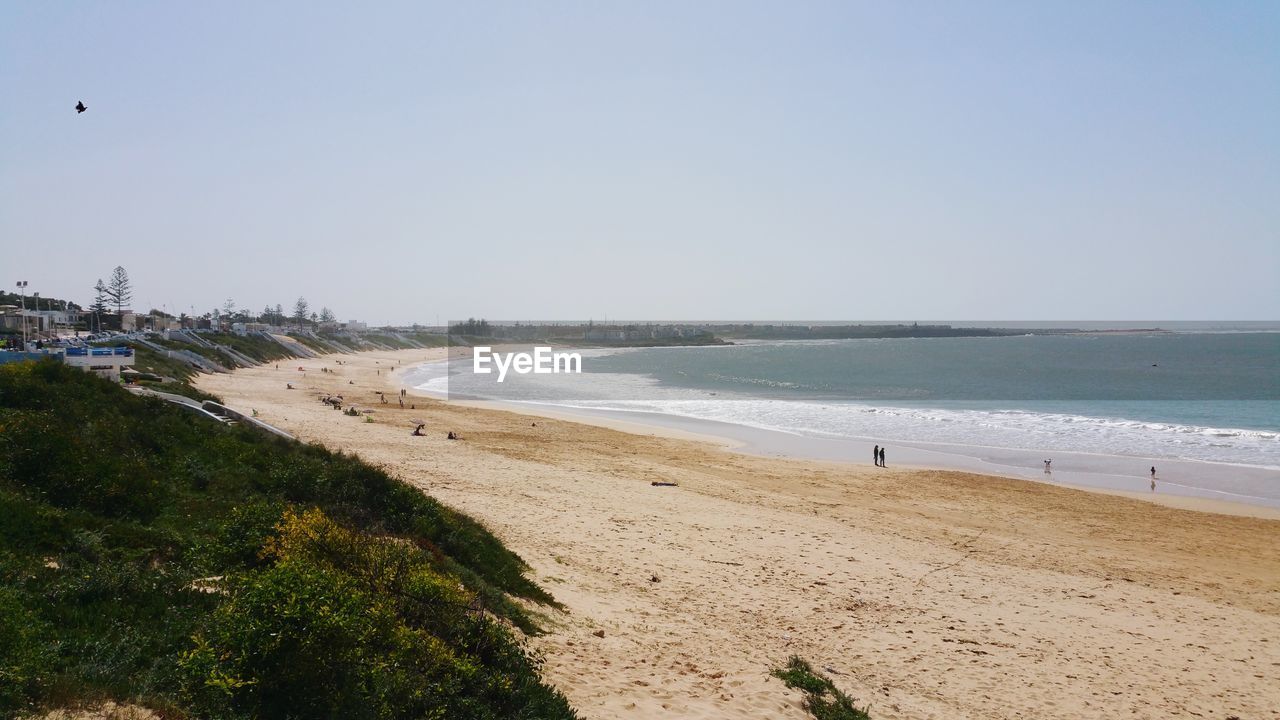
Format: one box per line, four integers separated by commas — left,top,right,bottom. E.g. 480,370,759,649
0,292,81,313
107,331,295,383
772,657,870,720
147,337,240,368
286,332,333,354
0,360,575,718
200,332,296,363
109,340,202,382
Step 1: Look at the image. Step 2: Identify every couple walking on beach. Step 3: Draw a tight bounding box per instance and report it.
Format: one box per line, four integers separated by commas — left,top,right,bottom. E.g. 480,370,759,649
873,444,886,468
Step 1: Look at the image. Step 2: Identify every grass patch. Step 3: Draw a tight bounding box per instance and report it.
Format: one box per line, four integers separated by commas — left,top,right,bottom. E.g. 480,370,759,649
203,333,295,363
110,342,200,381
772,657,870,720
366,333,430,351
403,332,450,347
360,333,409,349
0,359,573,718
149,338,237,368
134,380,220,403
287,333,334,354
317,332,369,350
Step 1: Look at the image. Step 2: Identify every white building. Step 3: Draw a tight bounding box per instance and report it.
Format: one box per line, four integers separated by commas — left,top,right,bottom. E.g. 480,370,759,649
61,346,135,381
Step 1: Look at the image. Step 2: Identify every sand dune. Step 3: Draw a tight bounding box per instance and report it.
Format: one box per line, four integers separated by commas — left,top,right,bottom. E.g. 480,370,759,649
197,348,1280,719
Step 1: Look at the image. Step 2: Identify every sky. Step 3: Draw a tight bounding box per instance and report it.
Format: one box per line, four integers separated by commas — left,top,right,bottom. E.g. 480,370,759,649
2,1,1277,325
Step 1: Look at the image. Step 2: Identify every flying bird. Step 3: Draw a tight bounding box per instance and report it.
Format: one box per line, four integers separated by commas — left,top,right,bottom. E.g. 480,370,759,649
75,101,87,114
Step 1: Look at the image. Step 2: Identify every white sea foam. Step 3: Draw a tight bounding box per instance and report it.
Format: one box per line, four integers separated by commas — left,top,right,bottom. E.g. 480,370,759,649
402,353,1279,470
546,398,1276,468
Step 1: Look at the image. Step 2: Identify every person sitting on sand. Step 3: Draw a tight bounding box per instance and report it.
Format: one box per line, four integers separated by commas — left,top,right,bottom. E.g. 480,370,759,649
412,424,425,436
447,431,457,440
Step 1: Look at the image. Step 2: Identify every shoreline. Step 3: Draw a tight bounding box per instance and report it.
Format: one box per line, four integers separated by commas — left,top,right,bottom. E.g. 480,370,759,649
195,348,1280,718
400,356,1280,519
452,399,1280,520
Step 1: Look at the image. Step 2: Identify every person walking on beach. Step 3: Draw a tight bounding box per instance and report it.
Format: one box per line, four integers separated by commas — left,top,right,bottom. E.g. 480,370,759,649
1150,466,1156,479
1044,459,1052,474
878,446,886,468
873,445,880,467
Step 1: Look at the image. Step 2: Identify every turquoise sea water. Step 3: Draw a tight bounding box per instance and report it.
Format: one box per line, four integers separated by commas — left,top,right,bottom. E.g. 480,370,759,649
598,333,1276,450
406,329,1280,504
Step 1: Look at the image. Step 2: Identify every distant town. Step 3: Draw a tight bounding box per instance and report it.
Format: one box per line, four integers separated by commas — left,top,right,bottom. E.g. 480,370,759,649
3,266,1166,386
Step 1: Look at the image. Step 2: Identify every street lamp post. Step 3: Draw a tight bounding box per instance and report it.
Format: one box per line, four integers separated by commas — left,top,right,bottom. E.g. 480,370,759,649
15,280,28,349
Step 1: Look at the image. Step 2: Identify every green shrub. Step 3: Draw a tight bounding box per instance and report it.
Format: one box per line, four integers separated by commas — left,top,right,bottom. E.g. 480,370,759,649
204,333,294,363
181,561,416,719
0,361,572,717
142,380,221,402
0,586,54,712
115,342,202,380
180,509,574,720
0,408,167,521
772,657,870,720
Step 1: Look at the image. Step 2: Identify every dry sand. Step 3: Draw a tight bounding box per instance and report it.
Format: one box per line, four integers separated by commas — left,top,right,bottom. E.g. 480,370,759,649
197,348,1280,719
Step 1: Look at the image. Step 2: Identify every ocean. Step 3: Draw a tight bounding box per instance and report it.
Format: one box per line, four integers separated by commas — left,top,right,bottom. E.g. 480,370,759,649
404,327,1280,507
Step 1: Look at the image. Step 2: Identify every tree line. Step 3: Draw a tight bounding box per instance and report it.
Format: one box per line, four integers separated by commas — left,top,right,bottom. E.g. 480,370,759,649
448,318,492,336
245,297,336,327
85,267,337,331
90,266,133,317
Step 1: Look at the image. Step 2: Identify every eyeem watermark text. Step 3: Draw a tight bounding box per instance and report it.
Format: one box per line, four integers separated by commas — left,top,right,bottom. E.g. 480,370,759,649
473,346,582,382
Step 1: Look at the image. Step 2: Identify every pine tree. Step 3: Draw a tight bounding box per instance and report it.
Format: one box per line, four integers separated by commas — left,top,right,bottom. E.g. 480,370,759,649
319,307,335,323
89,279,109,332
292,298,309,325
105,266,133,315
90,280,108,314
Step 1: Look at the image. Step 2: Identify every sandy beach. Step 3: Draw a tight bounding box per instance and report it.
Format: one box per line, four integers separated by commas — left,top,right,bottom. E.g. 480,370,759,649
197,348,1280,719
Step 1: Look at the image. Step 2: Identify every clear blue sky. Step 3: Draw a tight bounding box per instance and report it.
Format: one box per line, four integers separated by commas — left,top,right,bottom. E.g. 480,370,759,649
2,1,1277,324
